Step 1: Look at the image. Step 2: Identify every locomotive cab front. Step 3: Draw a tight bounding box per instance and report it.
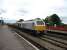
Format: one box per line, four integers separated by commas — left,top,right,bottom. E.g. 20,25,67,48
34,21,46,33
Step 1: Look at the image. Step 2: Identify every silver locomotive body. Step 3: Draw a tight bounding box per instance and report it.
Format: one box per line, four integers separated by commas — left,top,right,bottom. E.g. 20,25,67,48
15,20,46,35
16,21,35,30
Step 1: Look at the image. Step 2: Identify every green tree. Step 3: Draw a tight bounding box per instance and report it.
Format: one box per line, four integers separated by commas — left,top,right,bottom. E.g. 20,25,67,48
50,14,61,24
44,14,62,26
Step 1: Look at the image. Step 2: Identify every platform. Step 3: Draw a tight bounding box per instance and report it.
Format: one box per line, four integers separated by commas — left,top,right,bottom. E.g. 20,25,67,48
0,25,37,50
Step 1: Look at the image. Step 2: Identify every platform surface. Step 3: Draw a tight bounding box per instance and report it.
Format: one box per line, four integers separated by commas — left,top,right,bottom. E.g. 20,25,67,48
0,25,36,50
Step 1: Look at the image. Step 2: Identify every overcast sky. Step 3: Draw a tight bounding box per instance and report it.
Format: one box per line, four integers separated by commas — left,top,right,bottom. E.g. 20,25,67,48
0,0,67,21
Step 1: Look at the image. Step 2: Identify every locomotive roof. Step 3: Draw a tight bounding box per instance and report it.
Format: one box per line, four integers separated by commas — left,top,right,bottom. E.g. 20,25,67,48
16,19,44,23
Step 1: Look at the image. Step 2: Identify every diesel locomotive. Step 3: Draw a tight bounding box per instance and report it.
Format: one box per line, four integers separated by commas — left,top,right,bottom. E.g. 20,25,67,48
15,20,46,35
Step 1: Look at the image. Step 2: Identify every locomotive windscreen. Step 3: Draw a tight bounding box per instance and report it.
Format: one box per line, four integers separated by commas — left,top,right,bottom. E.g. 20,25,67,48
37,21,44,25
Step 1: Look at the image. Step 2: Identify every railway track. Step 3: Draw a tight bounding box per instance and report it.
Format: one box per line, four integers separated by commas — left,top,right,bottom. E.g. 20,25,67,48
39,35,67,49
40,31,67,50
43,35,67,45
10,27,67,50
44,31,67,40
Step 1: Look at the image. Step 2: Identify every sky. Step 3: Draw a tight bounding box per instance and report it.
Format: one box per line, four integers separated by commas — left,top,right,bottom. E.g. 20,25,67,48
0,0,67,23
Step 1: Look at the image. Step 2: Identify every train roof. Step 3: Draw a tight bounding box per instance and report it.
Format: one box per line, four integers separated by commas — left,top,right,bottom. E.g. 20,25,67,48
16,19,44,24
16,20,34,23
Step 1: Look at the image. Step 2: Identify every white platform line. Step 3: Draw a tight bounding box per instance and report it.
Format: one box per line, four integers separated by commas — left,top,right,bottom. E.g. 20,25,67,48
15,32,39,50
